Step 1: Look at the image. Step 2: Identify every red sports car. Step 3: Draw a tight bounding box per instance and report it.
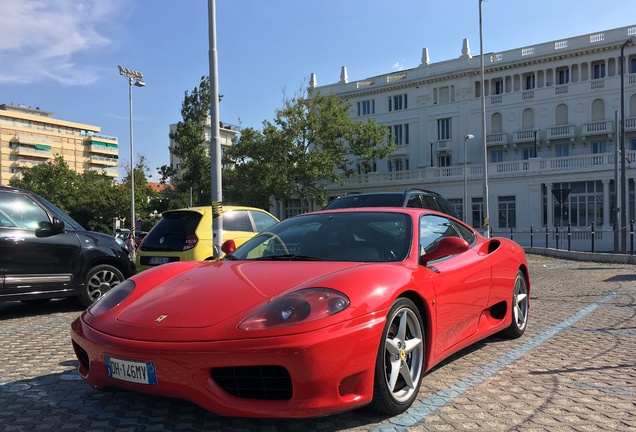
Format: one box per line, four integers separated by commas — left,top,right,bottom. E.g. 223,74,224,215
70,208,530,418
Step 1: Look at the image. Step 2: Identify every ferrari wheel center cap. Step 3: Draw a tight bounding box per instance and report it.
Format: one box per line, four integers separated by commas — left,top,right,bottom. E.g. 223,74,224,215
399,349,406,360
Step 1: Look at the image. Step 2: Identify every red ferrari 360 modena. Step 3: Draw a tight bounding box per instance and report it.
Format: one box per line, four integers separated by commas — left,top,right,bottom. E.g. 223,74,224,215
70,208,530,418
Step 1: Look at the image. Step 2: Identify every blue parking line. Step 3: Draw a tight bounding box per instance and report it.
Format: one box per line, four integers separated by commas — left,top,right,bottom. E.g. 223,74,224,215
374,291,619,431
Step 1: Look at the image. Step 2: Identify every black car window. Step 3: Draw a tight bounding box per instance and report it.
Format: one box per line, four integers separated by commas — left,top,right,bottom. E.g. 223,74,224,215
0,192,49,229
325,194,403,209
406,194,423,208
249,210,277,232
224,210,253,232
141,211,202,251
421,195,440,212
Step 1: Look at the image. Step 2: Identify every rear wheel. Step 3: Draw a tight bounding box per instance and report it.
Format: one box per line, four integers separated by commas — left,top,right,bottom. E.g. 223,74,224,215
371,297,425,415
501,270,529,338
78,264,125,307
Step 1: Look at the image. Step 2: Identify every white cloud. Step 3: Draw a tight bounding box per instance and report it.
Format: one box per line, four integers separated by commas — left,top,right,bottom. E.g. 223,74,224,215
392,61,405,71
0,0,122,85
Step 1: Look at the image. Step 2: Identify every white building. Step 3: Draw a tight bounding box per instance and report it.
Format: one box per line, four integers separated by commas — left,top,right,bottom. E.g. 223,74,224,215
310,25,636,252
168,118,239,172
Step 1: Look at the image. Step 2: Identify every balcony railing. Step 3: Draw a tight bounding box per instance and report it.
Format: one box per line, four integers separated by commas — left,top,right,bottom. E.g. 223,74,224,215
582,120,614,136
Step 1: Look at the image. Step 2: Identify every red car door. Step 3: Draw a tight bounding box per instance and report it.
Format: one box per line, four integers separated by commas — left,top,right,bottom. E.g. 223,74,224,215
417,214,491,358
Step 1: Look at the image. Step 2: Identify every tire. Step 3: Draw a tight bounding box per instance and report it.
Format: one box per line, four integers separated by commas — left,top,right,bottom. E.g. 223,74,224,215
370,297,425,415
501,270,529,339
78,264,125,307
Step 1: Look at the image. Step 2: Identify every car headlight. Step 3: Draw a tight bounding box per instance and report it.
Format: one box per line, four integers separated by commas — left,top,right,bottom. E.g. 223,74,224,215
88,280,135,316
238,288,350,330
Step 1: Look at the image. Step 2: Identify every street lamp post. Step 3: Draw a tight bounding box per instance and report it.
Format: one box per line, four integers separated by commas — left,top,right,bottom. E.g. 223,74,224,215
533,127,539,158
619,38,634,253
118,65,145,232
464,134,475,223
479,0,490,237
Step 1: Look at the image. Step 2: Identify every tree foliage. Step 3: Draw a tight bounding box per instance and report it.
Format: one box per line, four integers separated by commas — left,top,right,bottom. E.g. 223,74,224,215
10,155,157,233
158,76,212,207
226,89,394,210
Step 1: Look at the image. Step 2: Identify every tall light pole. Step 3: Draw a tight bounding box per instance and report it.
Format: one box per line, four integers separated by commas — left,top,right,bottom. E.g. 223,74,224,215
118,65,145,232
619,38,634,253
208,0,223,256
479,0,489,237
464,134,475,223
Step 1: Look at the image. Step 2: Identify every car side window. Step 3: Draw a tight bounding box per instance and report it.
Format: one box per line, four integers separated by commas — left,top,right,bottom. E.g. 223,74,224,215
250,210,277,232
0,192,50,229
223,210,253,232
419,214,461,254
406,194,423,208
422,195,440,212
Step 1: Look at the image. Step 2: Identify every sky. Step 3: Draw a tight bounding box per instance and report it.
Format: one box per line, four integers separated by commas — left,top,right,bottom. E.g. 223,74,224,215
0,0,634,182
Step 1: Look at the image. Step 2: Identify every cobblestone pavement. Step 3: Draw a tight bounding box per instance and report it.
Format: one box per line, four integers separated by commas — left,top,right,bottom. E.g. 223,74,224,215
0,254,634,431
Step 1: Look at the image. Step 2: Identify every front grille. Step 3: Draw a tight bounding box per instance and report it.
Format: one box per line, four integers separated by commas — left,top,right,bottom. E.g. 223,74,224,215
211,365,292,400
72,341,90,372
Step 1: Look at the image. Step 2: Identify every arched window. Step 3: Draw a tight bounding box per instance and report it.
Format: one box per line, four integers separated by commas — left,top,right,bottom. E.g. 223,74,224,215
491,113,503,133
556,104,569,125
522,108,534,130
591,99,605,121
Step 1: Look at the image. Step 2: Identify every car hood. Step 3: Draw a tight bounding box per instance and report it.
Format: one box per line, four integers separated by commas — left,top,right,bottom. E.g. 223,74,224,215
93,260,370,341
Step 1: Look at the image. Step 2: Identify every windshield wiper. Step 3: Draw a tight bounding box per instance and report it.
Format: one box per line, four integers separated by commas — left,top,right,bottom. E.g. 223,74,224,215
254,254,323,261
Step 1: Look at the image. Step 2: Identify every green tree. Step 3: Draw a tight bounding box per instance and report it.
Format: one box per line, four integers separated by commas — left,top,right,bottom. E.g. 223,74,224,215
9,155,130,232
226,89,394,211
10,156,79,213
159,76,211,207
121,155,158,229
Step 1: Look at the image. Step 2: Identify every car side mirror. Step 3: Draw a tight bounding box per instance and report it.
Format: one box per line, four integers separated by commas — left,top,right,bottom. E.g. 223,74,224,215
35,217,65,237
221,239,236,255
420,236,470,264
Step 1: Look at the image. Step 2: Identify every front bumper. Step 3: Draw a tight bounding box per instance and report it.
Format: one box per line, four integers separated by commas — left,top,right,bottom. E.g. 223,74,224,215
70,313,385,418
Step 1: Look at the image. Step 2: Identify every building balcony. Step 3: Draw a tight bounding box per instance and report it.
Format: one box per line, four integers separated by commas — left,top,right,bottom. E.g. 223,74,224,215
486,133,509,147
90,155,118,166
94,166,119,177
546,124,575,146
11,133,52,146
15,158,48,168
582,120,614,143
435,139,452,154
14,144,52,158
625,117,636,132
89,143,118,155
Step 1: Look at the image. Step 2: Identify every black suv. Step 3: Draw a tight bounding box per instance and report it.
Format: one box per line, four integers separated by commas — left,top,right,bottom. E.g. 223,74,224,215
0,186,135,307
324,188,457,218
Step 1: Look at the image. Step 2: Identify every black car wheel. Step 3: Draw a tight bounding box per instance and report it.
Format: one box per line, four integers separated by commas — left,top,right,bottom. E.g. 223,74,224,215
371,297,425,415
501,270,529,339
78,264,125,307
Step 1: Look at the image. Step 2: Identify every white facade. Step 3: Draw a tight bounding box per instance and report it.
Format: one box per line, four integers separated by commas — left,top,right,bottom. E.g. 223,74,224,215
311,25,636,252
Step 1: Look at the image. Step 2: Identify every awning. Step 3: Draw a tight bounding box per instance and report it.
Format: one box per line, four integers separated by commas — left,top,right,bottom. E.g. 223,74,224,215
35,144,51,150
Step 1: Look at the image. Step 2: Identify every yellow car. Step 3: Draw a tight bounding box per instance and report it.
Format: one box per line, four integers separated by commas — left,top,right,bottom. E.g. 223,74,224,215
136,206,278,271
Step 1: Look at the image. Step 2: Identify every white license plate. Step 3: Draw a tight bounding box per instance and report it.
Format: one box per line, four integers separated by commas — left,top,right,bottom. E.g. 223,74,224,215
149,257,170,265
106,356,157,385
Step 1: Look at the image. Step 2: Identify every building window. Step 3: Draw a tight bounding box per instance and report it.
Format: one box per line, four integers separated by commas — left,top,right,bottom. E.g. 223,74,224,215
556,144,569,157
437,118,452,140
449,198,463,222
491,150,504,163
388,94,407,111
592,141,606,154
522,148,534,160
498,196,516,228
390,124,410,146
434,86,455,104
437,155,451,167
552,181,603,227
557,67,569,84
357,99,375,116
524,73,536,90
493,79,504,95
630,56,636,74
592,61,605,79
471,197,484,229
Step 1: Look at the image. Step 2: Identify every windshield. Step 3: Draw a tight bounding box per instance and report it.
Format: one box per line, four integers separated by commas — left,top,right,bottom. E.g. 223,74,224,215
228,211,411,262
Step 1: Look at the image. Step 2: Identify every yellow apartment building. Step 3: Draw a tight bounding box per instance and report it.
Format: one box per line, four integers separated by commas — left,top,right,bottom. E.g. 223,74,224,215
0,103,119,186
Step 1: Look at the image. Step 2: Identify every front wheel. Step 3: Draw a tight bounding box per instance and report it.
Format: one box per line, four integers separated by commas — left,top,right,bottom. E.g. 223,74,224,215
77,264,125,307
370,297,425,415
500,270,529,339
